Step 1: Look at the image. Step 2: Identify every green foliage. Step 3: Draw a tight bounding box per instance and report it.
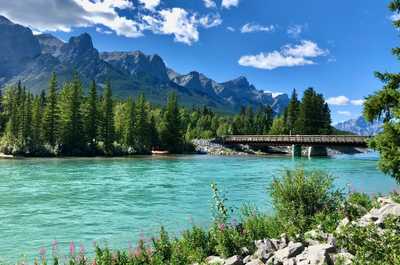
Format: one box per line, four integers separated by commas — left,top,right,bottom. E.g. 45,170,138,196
160,92,184,153
269,169,343,235
336,216,400,265
269,116,286,135
294,87,332,135
58,74,85,154
100,81,115,154
42,73,59,147
363,1,400,183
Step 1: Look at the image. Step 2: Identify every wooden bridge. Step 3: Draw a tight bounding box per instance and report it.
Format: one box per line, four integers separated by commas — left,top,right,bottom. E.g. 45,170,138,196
218,135,370,147
216,135,370,157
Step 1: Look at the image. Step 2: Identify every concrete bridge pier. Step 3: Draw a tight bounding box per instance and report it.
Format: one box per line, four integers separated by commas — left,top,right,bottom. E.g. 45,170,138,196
291,144,302,157
307,146,328,158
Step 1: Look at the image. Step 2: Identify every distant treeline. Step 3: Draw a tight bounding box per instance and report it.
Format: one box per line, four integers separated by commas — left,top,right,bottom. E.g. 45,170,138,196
0,73,333,156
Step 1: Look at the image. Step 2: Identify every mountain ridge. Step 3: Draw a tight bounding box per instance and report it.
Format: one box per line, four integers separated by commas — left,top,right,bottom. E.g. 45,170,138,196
334,116,383,136
0,15,289,114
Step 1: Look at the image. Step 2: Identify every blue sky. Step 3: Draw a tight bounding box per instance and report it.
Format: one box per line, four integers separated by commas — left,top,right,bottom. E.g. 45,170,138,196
1,0,399,123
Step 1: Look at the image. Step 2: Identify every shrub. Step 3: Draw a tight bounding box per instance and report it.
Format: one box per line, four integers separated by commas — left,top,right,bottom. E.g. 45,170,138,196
336,216,400,265
240,205,282,242
269,169,344,236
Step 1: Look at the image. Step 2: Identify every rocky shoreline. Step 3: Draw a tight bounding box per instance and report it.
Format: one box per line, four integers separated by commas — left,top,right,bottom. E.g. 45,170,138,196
192,139,368,157
200,197,400,265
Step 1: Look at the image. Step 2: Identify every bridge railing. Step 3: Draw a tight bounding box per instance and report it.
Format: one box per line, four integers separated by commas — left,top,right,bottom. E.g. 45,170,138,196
218,135,370,146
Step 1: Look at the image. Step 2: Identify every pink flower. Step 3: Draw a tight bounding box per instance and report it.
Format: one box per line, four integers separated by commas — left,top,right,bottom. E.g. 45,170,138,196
218,223,225,231
39,247,47,259
69,241,76,257
79,244,85,257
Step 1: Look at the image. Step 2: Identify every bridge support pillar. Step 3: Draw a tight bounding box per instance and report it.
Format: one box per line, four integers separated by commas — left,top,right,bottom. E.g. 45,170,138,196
291,144,302,157
307,146,328,158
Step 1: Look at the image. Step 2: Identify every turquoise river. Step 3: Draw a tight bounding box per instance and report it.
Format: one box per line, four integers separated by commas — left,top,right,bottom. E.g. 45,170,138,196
0,153,398,262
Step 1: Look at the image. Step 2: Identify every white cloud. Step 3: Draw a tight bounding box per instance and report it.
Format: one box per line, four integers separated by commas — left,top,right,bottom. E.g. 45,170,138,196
239,51,314,70
238,40,328,70
0,0,225,45
144,8,205,45
390,13,400,21
222,0,239,9
326,96,350,106
287,24,306,38
96,27,113,35
326,96,365,106
139,0,161,10
227,26,235,32
203,0,217,8
240,23,275,33
350,99,365,106
283,40,328,58
337,111,351,116
198,14,222,28
0,0,143,38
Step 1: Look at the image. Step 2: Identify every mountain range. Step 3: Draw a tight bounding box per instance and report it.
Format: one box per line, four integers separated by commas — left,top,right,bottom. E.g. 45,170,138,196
0,15,289,114
334,116,383,136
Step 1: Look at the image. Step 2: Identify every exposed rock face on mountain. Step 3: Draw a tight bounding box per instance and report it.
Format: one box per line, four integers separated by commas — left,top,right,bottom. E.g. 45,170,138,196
37,33,64,57
0,16,41,82
0,15,289,113
101,51,170,83
334,116,383,136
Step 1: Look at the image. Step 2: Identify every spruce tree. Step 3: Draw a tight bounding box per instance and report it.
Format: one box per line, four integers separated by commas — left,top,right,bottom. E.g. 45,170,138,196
31,96,43,147
58,73,84,153
42,73,59,147
134,94,151,153
100,81,114,154
285,89,300,134
85,80,98,145
363,0,400,182
160,92,183,153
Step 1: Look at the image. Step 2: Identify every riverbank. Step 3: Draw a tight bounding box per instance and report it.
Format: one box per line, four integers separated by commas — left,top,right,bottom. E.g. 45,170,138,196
8,169,399,265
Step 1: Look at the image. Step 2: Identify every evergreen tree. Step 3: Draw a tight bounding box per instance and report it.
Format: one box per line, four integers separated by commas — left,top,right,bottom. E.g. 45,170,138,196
295,88,331,135
31,96,43,147
85,80,98,145
58,73,84,153
363,0,400,182
134,94,151,153
42,73,59,147
160,92,183,153
269,116,286,135
100,81,114,153
285,89,300,134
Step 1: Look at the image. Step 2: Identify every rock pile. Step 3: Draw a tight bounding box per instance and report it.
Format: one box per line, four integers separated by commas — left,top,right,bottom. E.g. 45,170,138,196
203,197,400,265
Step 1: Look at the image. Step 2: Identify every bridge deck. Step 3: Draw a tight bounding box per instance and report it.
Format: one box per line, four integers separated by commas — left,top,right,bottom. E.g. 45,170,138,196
218,135,370,147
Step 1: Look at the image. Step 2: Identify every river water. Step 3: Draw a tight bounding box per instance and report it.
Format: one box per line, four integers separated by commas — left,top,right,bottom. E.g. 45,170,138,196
0,154,397,262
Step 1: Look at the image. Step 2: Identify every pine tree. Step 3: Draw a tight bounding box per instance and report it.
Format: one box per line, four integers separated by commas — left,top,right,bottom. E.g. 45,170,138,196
31,96,43,147
362,0,400,182
100,81,114,154
58,73,84,153
124,97,135,147
134,94,151,153
295,88,331,135
160,92,183,153
85,80,98,145
285,89,300,134
42,73,59,147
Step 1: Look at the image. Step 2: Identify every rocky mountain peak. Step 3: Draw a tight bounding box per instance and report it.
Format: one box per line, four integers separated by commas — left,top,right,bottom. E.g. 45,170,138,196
0,15,13,25
68,33,94,51
37,34,64,57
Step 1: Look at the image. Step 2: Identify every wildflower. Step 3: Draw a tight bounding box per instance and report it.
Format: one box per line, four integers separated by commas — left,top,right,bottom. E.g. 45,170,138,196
218,223,225,231
69,241,76,257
